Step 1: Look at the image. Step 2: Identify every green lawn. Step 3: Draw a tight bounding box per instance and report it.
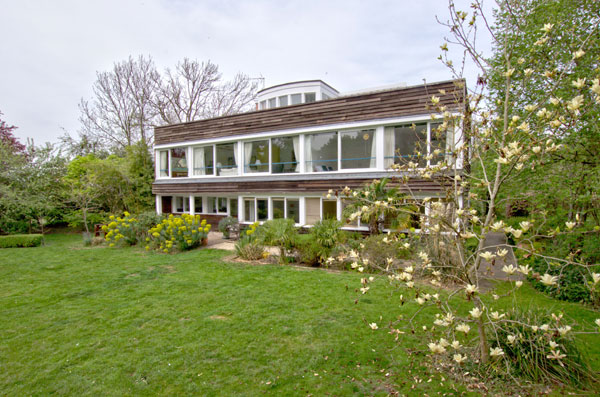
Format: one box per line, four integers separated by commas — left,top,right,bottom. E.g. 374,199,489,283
0,234,598,395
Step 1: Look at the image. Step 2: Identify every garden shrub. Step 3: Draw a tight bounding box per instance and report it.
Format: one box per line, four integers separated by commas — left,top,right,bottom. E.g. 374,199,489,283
235,222,265,260
146,214,211,253
293,236,323,266
103,212,141,246
0,234,43,248
256,219,297,265
488,310,594,387
357,233,412,272
218,216,238,239
310,219,346,249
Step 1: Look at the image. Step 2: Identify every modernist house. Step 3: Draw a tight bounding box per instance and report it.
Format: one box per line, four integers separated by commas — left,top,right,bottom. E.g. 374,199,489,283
152,79,466,230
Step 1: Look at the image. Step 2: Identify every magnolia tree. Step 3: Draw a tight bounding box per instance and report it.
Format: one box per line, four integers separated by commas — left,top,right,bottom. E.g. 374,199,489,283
331,0,600,386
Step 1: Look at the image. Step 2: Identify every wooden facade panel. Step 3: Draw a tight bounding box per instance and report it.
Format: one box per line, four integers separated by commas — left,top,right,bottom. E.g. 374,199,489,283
154,80,465,145
153,177,451,195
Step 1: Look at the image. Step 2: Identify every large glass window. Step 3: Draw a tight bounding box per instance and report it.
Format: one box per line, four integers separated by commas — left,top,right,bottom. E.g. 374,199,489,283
304,92,316,103
244,140,269,173
244,198,255,222
216,143,238,176
384,123,427,168
193,146,214,176
230,198,238,218
286,199,300,223
291,94,302,105
323,200,337,220
305,132,338,172
272,136,299,173
159,150,168,177
342,199,358,227
174,196,189,213
268,98,276,108
272,199,285,219
207,197,228,214
278,96,288,107
341,129,376,169
194,196,203,213
257,199,268,221
430,122,447,166
305,198,321,225
259,101,266,110
171,148,188,177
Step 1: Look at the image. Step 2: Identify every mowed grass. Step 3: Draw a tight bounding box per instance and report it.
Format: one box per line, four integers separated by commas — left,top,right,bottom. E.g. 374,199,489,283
0,234,598,395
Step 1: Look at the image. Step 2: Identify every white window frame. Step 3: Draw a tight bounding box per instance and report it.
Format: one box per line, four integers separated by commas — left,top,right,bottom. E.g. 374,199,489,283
173,196,190,213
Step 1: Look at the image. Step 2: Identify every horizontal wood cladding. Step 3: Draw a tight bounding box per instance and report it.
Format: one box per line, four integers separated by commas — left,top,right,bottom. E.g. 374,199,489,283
154,80,466,145
153,177,452,195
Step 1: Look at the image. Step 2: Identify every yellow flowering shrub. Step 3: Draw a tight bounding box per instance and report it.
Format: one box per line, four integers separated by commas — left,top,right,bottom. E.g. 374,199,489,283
103,211,139,246
147,214,210,253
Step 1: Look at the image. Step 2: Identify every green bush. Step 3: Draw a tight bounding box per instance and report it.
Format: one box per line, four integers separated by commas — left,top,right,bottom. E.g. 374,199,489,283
310,219,347,248
218,216,238,239
357,234,412,272
256,219,297,265
146,214,211,253
488,310,594,387
235,222,265,260
0,234,43,248
294,236,323,266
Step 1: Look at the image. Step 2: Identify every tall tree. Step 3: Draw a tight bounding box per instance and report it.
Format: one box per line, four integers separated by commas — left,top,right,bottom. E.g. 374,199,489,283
76,56,258,152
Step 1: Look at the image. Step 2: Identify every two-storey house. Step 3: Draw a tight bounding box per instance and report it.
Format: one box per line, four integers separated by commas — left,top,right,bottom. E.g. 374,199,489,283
152,79,466,231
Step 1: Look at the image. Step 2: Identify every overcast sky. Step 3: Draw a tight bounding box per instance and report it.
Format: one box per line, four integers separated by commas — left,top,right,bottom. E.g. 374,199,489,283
0,0,492,145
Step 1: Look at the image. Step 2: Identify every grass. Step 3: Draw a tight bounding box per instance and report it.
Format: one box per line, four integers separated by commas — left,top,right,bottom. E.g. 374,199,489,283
0,234,598,395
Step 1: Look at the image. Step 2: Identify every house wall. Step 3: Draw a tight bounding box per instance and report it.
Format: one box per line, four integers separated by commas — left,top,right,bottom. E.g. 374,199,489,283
154,80,465,145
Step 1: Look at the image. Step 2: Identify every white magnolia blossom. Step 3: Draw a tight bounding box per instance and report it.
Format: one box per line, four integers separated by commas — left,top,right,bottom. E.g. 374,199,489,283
565,221,576,230
512,229,523,239
428,342,446,354
518,265,532,275
491,221,505,231
592,273,600,284
369,322,378,330
502,264,517,275
490,311,505,320
515,281,523,288
451,340,461,350
571,78,586,89
547,350,566,360
497,249,509,258
490,347,505,357
479,251,495,261
453,353,467,364
465,284,479,294
573,49,585,59
567,95,584,112
469,307,483,318
456,323,471,334
540,274,559,286
549,341,560,349
507,335,516,344
519,221,532,231
595,319,600,327
558,325,572,336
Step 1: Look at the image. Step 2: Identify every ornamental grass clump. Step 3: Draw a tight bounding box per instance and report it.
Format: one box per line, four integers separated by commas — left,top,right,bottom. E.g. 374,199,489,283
235,222,265,260
103,212,141,246
146,214,210,253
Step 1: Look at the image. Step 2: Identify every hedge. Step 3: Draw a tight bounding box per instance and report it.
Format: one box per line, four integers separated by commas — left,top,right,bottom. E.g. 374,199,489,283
0,234,43,248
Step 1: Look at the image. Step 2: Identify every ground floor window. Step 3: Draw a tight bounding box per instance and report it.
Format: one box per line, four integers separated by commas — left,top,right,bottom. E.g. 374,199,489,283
244,198,255,222
174,196,189,213
194,196,203,213
230,198,238,218
207,197,228,214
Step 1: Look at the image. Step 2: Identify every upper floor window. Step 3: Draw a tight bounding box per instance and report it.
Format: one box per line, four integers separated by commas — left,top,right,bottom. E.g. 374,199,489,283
384,123,428,168
384,122,448,168
305,131,338,172
192,146,214,176
268,98,276,108
159,150,168,177
244,140,269,173
271,136,299,173
171,148,188,177
216,143,238,176
278,96,288,107
290,93,302,105
341,129,376,169
304,92,316,103
259,101,266,110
